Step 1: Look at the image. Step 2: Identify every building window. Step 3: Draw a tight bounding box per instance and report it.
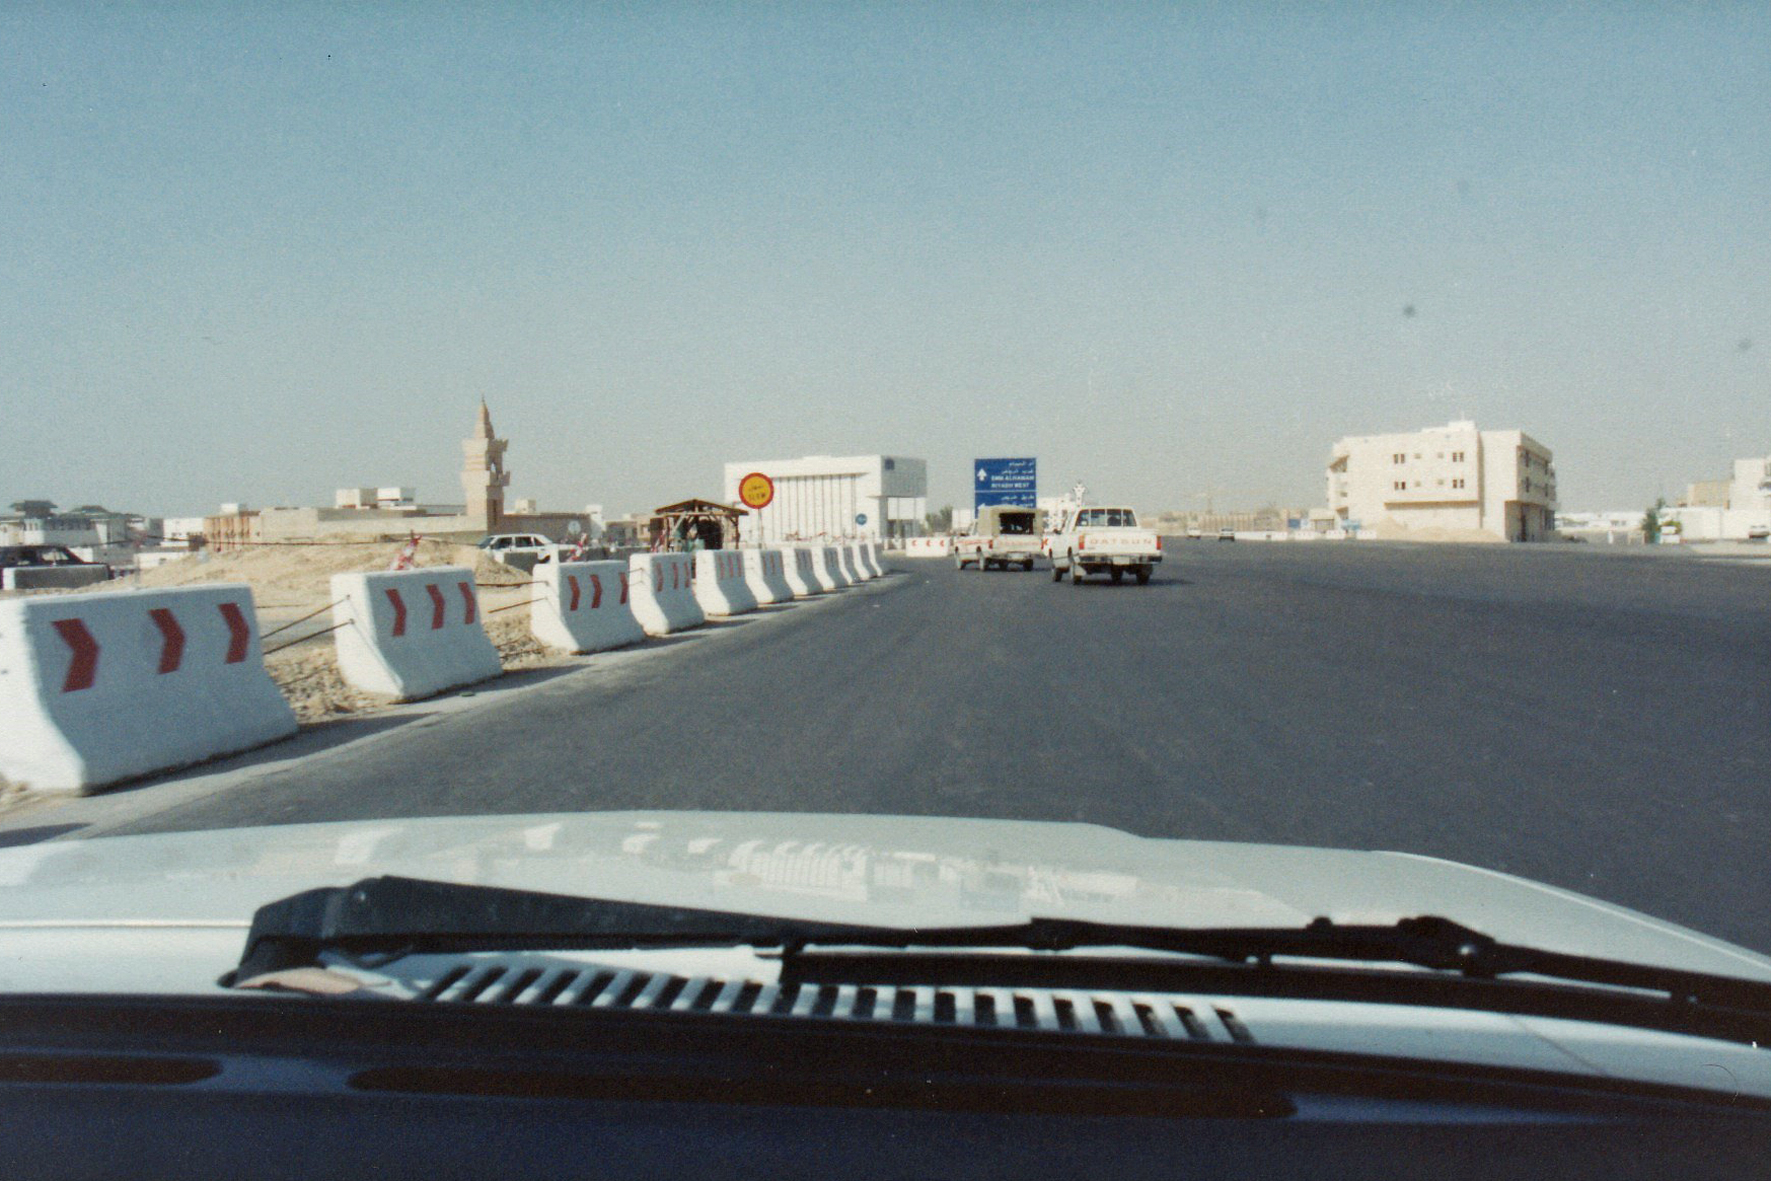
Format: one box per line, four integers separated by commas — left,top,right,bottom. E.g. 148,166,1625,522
1392,453,1405,464
1393,480,1407,491
1452,478,1465,489
1451,451,1465,463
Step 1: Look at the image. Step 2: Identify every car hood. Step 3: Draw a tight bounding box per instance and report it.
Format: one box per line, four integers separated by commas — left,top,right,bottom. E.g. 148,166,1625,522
2,810,1769,990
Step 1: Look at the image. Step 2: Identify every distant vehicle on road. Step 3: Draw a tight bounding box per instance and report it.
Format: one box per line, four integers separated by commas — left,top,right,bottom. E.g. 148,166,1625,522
0,544,112,590
476,534,558,565
1217,527,1237,542
954,506,1045,572
1748,525,1770,542
1185,526,1203,540
1047,506,1162,585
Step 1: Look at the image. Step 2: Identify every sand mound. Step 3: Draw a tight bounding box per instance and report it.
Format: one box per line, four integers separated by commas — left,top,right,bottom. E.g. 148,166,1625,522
122,539,530,606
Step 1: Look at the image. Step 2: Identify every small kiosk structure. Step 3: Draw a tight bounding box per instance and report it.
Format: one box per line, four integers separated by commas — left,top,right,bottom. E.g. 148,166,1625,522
648,499,748,551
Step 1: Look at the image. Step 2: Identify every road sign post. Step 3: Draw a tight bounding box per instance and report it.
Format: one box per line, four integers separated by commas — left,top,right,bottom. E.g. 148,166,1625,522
974,458,1037,511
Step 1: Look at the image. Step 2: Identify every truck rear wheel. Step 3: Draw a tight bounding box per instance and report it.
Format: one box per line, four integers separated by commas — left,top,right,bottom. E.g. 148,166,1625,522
1022,559,1034,572
1051,561,1063,582
1110,568,1124,584
1135,565,1152,585
1069,557,1083,585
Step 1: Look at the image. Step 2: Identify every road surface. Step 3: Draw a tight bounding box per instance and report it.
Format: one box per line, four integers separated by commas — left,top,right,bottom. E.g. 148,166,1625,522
8,542,1769,951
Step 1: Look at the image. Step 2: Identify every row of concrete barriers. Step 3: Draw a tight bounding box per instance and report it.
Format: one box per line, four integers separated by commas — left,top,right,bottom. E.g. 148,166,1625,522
0,543,885,795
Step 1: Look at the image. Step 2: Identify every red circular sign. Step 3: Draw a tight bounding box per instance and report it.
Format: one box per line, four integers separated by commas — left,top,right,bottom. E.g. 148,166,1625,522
738,471,775,509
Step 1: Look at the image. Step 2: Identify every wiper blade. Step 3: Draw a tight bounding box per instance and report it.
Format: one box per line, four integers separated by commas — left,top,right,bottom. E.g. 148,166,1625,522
232,876,1771,1017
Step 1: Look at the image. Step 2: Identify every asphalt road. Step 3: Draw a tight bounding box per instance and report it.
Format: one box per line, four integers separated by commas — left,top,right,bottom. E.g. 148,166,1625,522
27,542,1771,952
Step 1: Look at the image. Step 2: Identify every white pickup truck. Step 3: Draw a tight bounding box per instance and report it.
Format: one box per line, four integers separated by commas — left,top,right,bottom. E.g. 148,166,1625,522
954,505,1046,572
1047,506,1162,585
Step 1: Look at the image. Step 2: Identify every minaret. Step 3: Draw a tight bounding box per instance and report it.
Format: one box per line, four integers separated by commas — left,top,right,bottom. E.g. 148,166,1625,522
460,400,510,530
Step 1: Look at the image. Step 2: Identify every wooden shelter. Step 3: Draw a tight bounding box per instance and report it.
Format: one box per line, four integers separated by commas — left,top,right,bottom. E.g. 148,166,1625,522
648,499,747,551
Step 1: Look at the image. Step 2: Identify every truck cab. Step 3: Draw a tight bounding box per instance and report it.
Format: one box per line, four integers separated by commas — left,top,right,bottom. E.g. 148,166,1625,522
954,506,1046,572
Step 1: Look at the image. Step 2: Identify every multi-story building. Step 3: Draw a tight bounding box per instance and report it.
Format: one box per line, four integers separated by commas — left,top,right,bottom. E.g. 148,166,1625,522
721,455,928,544
1326,421,1557,542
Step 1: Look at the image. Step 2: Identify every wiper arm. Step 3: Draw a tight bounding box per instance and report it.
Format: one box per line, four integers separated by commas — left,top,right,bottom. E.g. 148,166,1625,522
232,875,1771,1018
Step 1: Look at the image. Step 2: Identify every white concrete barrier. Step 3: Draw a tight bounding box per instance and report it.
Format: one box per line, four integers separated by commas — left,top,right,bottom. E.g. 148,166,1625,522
904,537,953,557
743,549,795,605
529,560,644,655
332,568,503,701
782,547,823,598
693,549,758,617
815,546,851,590
628,552,705,636
0,585,298,794
837,544,867,583
862,542,885,578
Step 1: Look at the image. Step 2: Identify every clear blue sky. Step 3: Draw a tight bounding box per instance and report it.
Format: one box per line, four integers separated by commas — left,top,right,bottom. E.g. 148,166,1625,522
4,3,1766,517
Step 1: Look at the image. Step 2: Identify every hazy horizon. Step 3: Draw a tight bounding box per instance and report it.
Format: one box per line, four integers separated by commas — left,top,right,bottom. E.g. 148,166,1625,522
5,5,1766,519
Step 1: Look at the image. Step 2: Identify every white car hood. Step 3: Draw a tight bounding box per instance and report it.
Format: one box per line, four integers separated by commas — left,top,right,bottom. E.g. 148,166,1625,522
1,810,1767,987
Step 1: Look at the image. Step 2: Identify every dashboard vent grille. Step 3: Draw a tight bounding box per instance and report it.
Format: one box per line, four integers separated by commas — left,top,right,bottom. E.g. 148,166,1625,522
414,962,1252,1043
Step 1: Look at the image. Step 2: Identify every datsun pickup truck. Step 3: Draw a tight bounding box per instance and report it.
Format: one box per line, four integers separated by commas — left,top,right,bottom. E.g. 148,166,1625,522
1047,506,1162,584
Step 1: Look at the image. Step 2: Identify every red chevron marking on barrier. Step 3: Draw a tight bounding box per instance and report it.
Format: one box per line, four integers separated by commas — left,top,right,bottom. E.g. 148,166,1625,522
51,619,99,692
385,588,407,636
458,581,476,625
218,602,250,663
426,583,446,630
589,574,603,609
619,572,630,603
149,608,185,674
567,575,581,612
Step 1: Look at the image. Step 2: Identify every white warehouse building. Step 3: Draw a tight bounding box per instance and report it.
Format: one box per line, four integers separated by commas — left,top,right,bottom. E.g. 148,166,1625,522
721,455,928,545
1327,421,1557,543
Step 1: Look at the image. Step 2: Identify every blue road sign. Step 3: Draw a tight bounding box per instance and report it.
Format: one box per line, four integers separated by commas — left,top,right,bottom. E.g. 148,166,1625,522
855,513,868,525
974,457,1037,509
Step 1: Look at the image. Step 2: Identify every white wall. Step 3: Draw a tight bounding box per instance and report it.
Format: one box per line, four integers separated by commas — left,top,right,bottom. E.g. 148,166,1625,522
722,455,928,544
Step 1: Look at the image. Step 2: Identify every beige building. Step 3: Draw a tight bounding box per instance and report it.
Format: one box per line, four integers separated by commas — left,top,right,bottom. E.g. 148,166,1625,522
1666,454,1771,541
1327,421,1557,543
205,403,589,550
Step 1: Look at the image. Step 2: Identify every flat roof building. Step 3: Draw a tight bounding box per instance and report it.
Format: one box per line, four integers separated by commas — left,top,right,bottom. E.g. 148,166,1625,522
721,455,927,544
1327,421,1557,543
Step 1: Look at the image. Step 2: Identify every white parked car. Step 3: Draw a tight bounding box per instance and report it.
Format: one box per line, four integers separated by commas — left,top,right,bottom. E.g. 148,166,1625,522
476,533,559,565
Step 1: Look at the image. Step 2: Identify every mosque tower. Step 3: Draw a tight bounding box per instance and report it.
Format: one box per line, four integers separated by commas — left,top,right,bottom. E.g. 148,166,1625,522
460,400,510,530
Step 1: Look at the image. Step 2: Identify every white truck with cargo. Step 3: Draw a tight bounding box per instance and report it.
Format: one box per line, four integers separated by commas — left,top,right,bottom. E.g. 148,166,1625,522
1047,506,1162,585
953,506,1046,572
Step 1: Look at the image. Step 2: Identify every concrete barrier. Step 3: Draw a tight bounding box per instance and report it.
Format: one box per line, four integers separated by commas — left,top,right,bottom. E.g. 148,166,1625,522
814,546,850,590
628,552,705,636
783,548,823,597
862,542,885,578
693,549,758,617
0,585,298,794
529,560,644,655
1,566,112,592
743,549,795,605
904,537,953,557
332,568,503,701
836,545,867,583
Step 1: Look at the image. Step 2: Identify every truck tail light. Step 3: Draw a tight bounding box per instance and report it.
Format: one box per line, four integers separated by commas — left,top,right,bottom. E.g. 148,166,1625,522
1078,536,1086,551
1156,536,1163,550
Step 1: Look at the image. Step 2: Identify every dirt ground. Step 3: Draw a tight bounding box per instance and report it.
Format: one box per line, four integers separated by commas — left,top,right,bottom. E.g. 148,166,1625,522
97,539,578,723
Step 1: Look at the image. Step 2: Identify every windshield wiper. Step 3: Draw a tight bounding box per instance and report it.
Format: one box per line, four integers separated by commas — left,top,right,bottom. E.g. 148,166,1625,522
231,876,1771,1023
